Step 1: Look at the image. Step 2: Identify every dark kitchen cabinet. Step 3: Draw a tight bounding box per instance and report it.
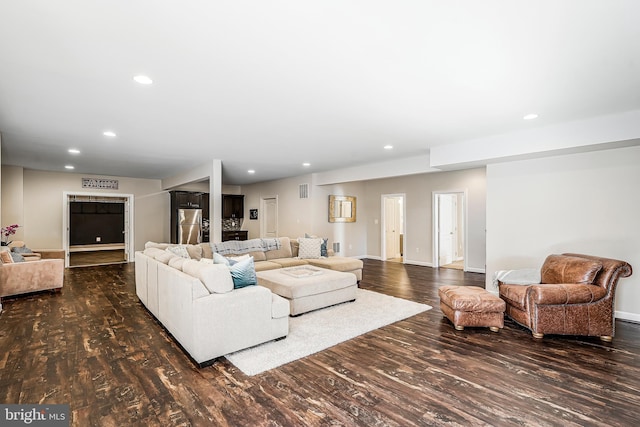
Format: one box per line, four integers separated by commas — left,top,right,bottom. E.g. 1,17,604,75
202,193,210,243
172,191,203,209
222,230,248,241
222,194,244,219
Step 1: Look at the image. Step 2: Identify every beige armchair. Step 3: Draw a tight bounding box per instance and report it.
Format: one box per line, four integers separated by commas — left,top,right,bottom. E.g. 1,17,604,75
0,246,65,301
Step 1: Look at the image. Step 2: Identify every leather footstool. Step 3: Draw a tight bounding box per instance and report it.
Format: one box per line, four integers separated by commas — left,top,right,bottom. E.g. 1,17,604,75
438,285,506,332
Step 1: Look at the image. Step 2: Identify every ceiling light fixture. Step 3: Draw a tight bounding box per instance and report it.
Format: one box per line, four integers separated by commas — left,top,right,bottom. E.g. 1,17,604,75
384,145,393,150
302,162,311,167
103,131,117,137
523,113,539,120
65,165,75,170
248,169,255,174
68,148,80,154
134,75,153,85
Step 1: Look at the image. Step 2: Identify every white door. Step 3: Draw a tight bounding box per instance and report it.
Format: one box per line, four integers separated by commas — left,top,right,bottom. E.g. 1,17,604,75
438,194,455,266
382,194,404,260
262,197,278,238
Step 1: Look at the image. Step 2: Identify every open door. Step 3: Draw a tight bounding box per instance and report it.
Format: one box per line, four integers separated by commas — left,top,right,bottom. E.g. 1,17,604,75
434,191,465,270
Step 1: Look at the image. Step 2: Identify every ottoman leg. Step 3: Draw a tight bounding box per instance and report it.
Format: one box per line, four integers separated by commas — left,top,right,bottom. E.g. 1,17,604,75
489,326,500,333
454,325,464,331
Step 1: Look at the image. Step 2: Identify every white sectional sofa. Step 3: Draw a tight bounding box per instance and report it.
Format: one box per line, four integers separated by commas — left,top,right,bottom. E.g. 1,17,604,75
135,250,289,367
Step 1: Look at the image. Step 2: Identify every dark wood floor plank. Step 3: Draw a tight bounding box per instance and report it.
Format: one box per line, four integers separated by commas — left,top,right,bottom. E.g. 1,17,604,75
1,259,639,426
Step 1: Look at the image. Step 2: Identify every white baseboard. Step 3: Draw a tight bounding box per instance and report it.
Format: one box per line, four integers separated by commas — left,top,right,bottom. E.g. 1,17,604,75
403,259,433,267
616,311,640,323
466,267,486,273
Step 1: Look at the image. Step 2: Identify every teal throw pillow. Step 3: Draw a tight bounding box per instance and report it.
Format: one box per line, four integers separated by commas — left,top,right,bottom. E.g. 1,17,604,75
229,256,257,288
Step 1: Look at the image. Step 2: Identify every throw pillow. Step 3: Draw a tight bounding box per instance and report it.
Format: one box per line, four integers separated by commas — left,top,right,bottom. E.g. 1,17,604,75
213,252,230,265
305,233,328,257
168,256,188,271
10,252,25,263
166,245,191,259
226,254,251,265
0,250,14,264
298,237,323,259
11,246,33,254
229,256,257,288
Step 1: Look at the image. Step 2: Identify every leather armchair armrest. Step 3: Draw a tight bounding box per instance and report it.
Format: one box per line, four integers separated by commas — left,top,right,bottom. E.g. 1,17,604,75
527,283,606,305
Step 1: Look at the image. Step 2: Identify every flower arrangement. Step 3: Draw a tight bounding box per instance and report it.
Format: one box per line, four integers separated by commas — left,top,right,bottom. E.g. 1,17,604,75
1,224,20,246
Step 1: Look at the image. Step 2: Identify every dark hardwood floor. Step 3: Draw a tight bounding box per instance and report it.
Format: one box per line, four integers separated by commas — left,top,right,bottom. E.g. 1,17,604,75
1,259,639,426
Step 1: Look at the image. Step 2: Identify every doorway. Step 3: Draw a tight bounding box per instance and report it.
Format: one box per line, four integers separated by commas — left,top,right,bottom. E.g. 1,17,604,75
433,191,466,270
63,192,134,268
260,196,278,238
381,194,405,263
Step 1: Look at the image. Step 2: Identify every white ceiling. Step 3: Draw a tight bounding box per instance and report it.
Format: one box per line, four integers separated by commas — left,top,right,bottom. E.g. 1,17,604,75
1,1,639,185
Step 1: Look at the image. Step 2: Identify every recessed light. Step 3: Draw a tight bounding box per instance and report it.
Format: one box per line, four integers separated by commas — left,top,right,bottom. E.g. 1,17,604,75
384,145,393,150
103,131,117,137
65,165,75,170
302,162,311,167
248,169,255,174
68,148,80,154
523,113,539,120
134,75,153,85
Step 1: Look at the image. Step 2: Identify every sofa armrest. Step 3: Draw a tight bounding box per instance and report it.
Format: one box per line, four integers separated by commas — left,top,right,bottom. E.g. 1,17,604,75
527,283,607,305
33,249,65,260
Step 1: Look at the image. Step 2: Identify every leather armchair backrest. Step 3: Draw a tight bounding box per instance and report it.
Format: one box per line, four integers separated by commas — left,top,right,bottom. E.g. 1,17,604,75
540,254,603,285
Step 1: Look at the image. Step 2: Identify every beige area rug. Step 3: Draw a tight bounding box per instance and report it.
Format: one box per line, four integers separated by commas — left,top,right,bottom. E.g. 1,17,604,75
225,288,431,376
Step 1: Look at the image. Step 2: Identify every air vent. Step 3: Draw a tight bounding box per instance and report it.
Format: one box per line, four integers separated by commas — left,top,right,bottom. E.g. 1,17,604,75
299,183,309,199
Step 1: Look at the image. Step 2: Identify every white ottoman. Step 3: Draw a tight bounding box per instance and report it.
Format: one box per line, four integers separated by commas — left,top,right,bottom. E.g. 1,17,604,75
257,266,357,316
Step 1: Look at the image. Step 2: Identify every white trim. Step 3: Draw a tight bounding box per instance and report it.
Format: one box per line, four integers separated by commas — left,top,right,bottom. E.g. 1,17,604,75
616,311,640,323
466,267,486,274
63,191,135,268
403,259,433,267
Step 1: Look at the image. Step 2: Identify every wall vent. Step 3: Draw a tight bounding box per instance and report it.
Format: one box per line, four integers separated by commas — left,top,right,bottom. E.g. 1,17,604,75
299,183,309,199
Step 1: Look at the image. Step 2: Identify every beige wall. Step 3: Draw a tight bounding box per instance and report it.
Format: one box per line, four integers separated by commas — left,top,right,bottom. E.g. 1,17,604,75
486,146,640,320
241,168,487,265
1,165,25,242
363,168,486,270
241,175,368,257
2,168,167,251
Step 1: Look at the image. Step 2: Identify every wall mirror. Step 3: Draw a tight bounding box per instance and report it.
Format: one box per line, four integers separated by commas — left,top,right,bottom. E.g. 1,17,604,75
329,195,356,223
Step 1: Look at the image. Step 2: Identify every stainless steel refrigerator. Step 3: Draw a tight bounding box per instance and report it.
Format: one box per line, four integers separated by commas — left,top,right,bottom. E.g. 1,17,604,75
177,208,202,244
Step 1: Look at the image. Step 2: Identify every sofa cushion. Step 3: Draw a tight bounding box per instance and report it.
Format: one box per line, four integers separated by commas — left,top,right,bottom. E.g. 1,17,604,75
254,261,283,272
166,244,191,259
229,257,257,288
540,255,603,285
199,243,213,259
298,237,323,259
155,250,177,264
265,237,292,260
270,258,309,268
168,256,188,271
182,260,234,294
306,257,363,272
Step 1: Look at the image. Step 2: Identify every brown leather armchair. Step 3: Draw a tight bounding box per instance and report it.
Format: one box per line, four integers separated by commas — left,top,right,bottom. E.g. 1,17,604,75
498,253,632,341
